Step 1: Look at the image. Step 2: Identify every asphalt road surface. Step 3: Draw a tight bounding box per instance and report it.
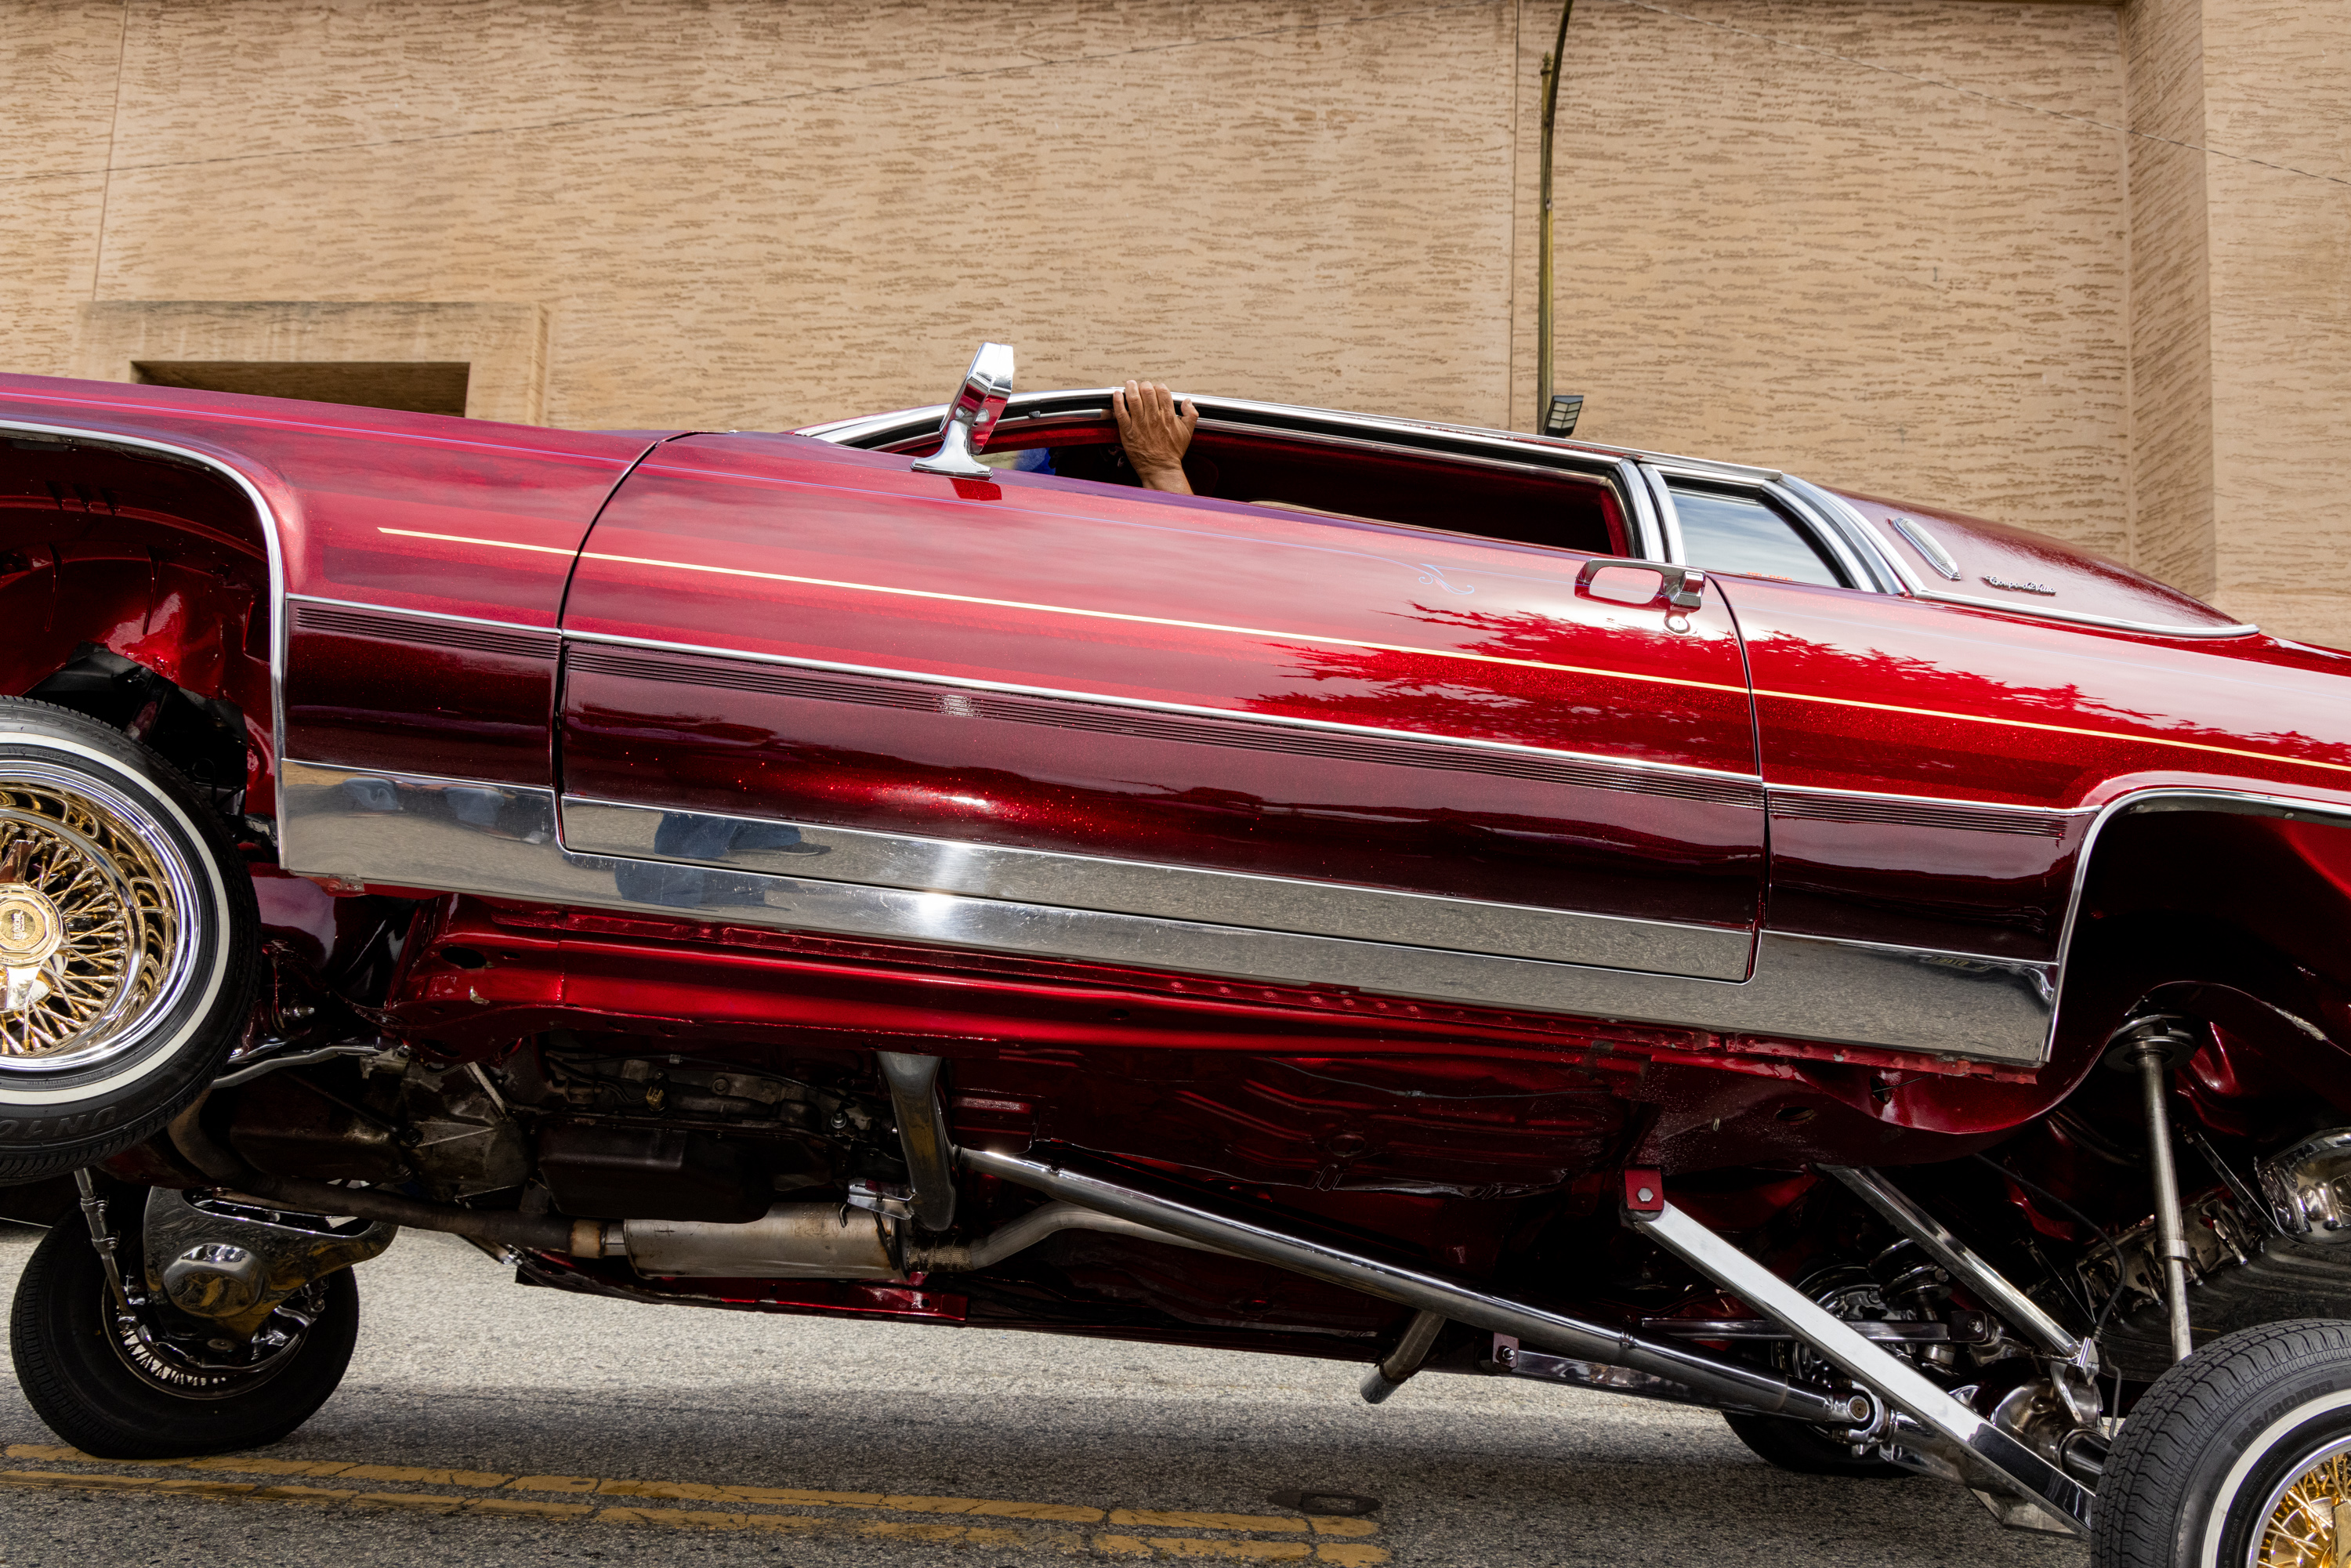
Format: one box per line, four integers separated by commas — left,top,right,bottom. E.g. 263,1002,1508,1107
0,1222,2088,1567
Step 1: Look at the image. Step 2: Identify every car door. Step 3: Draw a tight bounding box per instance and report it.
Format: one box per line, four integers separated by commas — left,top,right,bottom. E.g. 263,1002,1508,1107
554,432,1766,992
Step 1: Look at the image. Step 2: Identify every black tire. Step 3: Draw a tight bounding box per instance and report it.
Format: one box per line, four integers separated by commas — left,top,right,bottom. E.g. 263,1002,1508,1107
9,1211,359,1458
1722,1410,1912,1478
2095,1319,2351,1567
0,699,258,1182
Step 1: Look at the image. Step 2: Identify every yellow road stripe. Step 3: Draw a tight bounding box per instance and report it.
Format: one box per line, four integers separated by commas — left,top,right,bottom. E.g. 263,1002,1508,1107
1,1447,1386,1559
0,1469,596,1519
1112,1509,1307,1532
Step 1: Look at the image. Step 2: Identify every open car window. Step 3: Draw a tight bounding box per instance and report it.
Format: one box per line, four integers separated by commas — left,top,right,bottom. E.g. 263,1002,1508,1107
898,408,1632,559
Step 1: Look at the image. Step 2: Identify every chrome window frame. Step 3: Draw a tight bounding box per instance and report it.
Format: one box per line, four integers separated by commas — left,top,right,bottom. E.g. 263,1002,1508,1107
1644,463,1886,593
800,389,1667,562
806,386,2265,636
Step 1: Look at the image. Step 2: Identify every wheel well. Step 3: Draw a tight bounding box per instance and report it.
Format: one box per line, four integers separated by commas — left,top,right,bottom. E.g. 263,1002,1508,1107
0,429,274,814
2058,804,2351,1105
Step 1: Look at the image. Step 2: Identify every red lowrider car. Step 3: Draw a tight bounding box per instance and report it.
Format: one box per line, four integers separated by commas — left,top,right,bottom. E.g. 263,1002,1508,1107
6,346,2351,1565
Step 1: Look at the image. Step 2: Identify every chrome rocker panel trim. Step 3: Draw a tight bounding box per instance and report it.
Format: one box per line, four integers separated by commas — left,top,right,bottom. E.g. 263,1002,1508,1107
280,762,2057,1064
560,797,1754,981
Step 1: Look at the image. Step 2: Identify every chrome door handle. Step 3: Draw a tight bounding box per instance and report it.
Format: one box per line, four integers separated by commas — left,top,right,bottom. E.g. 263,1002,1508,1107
1575,558,1707,611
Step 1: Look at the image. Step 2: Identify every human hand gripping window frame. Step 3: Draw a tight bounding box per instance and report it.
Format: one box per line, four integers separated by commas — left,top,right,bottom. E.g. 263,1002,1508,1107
1110,380,1200,494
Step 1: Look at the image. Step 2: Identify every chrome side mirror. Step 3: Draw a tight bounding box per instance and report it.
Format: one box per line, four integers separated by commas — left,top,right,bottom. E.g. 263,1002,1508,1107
911,342,1015,478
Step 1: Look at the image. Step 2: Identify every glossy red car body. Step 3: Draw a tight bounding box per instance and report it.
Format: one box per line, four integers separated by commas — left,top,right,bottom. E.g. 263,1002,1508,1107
5,367,2350,1383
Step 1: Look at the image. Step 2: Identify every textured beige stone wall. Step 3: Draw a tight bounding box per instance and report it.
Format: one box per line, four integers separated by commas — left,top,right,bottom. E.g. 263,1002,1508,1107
2197,0,2351,643
2122,0,2216,596
2,4,126,375
1518,0,2132,559
49,0,1523,433
4,0,2343,639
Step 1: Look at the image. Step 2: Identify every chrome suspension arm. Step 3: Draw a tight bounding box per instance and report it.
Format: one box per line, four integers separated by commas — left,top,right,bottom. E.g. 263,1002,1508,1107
962,1145,1869,1429
1820,1166,2083,1361
1631,1199,2094,1537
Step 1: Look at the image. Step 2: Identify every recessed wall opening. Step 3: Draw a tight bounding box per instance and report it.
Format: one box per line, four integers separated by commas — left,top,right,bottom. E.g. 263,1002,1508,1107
131,360,471,416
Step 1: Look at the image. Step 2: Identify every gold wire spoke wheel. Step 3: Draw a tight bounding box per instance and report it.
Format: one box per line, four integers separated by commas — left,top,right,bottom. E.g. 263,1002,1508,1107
0,766,197,1072
2253,1439,2351,1567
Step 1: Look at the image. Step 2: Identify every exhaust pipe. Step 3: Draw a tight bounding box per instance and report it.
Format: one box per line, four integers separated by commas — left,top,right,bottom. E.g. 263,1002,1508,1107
878,1052,958,1232
596,1200,1230,1278
962,1146,1867,1427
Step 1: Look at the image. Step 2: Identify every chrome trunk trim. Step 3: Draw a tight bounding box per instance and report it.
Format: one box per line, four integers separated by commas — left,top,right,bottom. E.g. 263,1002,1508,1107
1795,482,2258,639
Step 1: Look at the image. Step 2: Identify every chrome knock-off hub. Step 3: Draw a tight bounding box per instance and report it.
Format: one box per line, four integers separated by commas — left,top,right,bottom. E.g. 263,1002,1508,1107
0,878,64,1012
0,772,191,1066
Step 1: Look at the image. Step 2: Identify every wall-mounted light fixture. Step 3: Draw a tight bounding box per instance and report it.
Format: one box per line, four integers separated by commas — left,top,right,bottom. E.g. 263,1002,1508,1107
1543,393,1585,439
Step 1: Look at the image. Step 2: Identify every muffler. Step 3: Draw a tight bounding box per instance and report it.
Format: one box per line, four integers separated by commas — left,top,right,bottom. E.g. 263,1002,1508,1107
607,1204,902,1278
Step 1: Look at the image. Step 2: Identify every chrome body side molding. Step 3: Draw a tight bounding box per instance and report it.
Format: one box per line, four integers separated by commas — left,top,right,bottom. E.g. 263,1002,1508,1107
557,629,1762,787
279,762,2057,1063
288,596,559,657
559,797,1756,980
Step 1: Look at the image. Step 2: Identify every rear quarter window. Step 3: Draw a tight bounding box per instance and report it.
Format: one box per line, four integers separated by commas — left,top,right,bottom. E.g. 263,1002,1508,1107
1668,483,1849,588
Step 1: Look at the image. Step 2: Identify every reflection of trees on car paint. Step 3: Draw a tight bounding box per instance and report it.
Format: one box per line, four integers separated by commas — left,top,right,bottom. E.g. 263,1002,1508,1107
1751,625,2351,777
1250,602,1740,767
